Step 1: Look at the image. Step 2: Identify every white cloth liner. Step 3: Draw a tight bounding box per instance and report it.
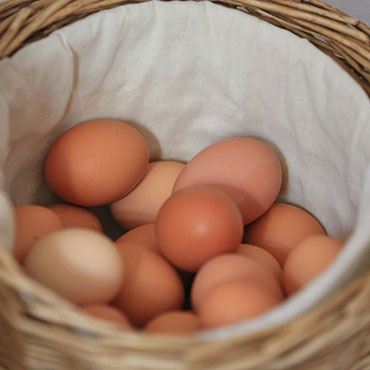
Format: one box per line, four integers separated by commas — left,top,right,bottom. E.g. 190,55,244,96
0,1,370,340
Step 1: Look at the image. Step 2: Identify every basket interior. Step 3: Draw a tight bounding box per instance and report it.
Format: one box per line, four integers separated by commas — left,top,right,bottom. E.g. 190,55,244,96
0,0,370,340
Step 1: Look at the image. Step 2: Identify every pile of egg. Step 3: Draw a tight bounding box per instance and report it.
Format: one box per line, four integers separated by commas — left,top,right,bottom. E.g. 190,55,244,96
11,119,343,334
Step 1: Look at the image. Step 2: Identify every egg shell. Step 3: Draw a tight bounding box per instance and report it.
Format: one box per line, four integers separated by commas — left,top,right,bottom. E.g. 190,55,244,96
82,304,131,329
244,203,326,266
115,224,157,252
49,203,103,233
111,161,185,229
191,254,283,312
199,281,280,329
144,310,200,334
173,137,282,225
114,243,184,327
13,205,64,263
237,244,282,282
156,185,243,272
284,235,343,295
45,120,149,206
24,229,124,305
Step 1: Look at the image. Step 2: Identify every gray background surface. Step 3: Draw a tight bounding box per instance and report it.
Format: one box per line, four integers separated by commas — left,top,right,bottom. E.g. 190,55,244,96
326,0,370,24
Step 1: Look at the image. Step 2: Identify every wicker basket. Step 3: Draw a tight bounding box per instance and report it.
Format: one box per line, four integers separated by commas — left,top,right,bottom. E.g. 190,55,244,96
1,1,370,369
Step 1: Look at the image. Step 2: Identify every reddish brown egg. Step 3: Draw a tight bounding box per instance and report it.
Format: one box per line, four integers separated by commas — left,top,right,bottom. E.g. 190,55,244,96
191,254,283,312
45,120,149,206
173,137,282,224
284,235,343,295
244,203,326,266
13,205,64,263
237,244,282,282
199,281,280,329
156,185,243,272
144,310,200,334
49,203,103,233
111,161,185,229
114,243,184,327
82,304,131,329
115,224,157,252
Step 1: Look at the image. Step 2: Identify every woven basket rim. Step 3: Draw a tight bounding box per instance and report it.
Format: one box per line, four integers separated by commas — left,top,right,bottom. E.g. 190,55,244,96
1,1,370,369
1,0,369,96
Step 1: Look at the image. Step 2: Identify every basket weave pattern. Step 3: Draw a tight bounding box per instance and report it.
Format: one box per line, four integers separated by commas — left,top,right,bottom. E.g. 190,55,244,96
0,1,370,369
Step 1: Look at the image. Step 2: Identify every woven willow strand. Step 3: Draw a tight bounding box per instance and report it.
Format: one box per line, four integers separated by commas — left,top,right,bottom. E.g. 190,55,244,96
0,1,370,369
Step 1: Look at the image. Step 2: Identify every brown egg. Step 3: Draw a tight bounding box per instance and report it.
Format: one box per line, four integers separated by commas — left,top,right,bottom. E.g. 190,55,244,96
24,229,124,305
111,161,185,229
284,235,343,295
199,281,280,329
114,243,184,327
115,224,157,252
237,244,282,282
144,310,200,334
45,120,149,206
191,254,283,312
156,185,243,272
244,203,326,266
49,203,103,233
82,304,131,329
173,137,282,225
13,205,64,263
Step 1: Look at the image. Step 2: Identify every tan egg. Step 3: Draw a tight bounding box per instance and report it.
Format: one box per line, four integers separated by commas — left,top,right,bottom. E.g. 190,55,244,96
199,281,280,329
284,235,343,295
82,304,131,329
173,137,282,225
244,203,326,266
13,205,64,263
111,161,185,229
49,203,103,233
144,310,200,334
156,185,243,272
24,229,124,305
237,244,282,282
191,254,283,312
115,224,157,252
45,120,149,206
114,243,184,327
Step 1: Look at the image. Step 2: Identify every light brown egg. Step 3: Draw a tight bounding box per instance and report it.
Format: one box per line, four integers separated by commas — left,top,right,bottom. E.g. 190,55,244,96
284,235,343,295
45,120,149,206
111,161,185,229
115,224,157,252
173,137,282,225
82,304,131,329
24,229,124,305
114,243,184,327
49,203,103,233
244,203,326,266
199,281,280,329
156,185,243,272
191,254,283,312
237,244,282,282
13,205,64,263
144,310,200,334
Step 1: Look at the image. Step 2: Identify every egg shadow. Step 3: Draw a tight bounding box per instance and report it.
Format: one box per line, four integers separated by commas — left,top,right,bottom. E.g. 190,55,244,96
88,205,125,241
247,135,289,201
123,119,163,161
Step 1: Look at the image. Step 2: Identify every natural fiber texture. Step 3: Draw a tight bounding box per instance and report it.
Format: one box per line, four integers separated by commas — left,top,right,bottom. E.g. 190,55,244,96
0,1,370,369
0,0,369,96
1,242,370,370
